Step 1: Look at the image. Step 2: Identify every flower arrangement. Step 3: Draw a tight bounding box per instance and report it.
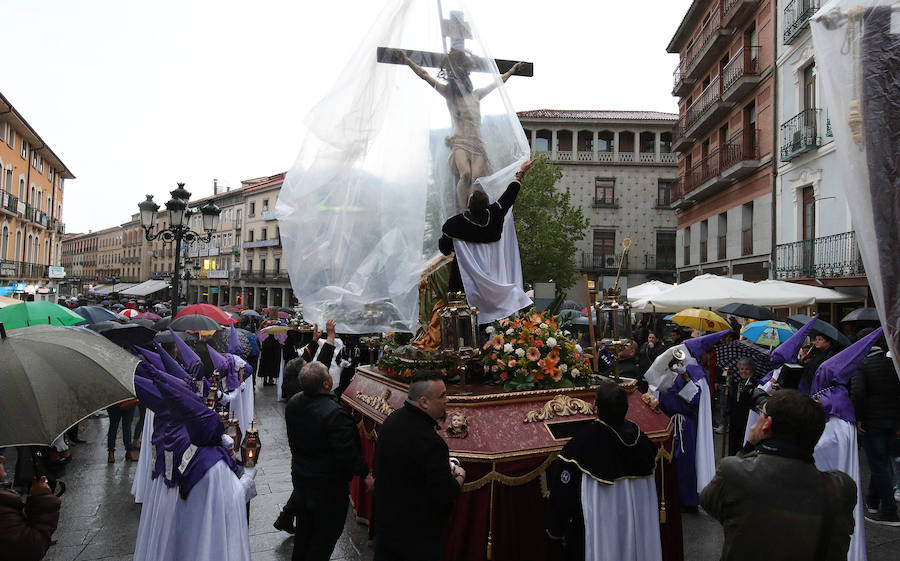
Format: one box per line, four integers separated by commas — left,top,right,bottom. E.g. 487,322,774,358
482,308,592,392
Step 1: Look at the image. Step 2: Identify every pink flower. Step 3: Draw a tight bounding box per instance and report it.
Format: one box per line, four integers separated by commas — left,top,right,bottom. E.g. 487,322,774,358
535,340,544,348
508,359,517,368
526,347,540,362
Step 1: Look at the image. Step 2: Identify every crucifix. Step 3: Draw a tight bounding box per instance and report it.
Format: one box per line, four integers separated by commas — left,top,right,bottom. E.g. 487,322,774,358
377,10,533,210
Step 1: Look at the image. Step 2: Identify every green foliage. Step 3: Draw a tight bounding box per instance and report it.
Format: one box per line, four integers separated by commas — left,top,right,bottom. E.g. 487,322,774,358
513,155,589,293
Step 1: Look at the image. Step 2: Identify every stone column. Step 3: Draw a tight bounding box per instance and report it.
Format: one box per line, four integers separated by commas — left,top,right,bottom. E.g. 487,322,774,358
551,130,558,160
613,131,620,162
254,286,262,309
592,130,599,161
633,131,640,162
655,131,661,162
282,287,290,308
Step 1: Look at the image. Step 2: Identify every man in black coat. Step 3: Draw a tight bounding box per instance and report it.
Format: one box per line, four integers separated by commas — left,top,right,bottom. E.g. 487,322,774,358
285,351,373,561
373,371,466,561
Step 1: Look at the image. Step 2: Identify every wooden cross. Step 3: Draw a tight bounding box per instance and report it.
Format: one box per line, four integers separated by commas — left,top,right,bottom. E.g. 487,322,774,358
376,10,533,77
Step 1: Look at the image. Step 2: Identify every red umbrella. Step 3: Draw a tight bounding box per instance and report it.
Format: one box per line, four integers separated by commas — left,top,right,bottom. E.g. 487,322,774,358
135,312,162,321
278,311,290,319
175,303,237,325
224,305,245,313
118,308,140,319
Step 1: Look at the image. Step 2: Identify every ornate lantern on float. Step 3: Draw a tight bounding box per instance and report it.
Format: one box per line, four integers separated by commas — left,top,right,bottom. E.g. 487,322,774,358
241,420,261,467
439,292,480,356
593,238,634,383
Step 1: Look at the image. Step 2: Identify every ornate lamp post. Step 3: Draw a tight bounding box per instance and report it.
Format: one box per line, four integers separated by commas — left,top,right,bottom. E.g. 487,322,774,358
138,183,220,305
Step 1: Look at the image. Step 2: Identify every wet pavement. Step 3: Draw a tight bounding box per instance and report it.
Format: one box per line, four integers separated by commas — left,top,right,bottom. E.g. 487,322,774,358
32,384,900,560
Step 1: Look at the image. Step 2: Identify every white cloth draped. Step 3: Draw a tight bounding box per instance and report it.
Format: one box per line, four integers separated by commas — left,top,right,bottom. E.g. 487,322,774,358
134,476,178,561
163,461,252,561
814,417,867,561
453,214,532,324
695,378,716,492
227,379,255,435
581,474,663,561
275,355,285,401
131,409,155,503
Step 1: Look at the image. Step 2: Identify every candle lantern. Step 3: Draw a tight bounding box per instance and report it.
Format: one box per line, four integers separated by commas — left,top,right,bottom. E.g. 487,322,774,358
593,238,634,383
227,415,243,454
241,420,261,467
206,383,219,409
439,292,480,354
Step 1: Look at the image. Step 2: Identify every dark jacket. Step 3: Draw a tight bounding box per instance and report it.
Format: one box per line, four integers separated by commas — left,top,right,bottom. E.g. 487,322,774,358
638,341,666,376
800,346,836,391
284,386,368,483
700,442,857,561
282,341,334,401
851,346,900,429
0,486,61,561
374,402,461,548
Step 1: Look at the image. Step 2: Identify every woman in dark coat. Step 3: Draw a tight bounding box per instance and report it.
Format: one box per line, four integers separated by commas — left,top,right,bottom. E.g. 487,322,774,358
799,334,838,393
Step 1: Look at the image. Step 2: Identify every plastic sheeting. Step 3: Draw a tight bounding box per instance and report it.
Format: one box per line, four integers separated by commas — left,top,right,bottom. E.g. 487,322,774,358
811,1,900,377
276,0,530,334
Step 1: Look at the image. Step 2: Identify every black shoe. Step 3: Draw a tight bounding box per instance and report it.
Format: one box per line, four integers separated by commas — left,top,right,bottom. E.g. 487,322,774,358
864,511,900,527
273,511,296,534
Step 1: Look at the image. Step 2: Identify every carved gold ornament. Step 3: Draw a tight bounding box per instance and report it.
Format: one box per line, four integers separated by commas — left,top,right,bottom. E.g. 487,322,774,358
524,395,594,423
356,388,394,416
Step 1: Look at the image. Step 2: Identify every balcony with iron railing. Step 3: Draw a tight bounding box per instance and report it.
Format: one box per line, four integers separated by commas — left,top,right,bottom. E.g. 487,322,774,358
0,190,18,215
0,260,50,279
680,5,731,83
775,231,864,279
535,149,677,165
581,252,627,271
240,269,290,281
643,254,677,272
672,130,760,208
723,0,761,28
784,0,819,45
741,228,753,256
233,217,242,230
780,108,832,161
672,67,696,97
721,46,761,101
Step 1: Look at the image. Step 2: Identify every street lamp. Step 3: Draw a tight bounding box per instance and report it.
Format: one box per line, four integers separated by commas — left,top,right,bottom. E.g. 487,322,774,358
138,183,220,305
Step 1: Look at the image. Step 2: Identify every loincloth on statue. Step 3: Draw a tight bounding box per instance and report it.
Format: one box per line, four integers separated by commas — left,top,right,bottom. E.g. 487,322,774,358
445,135,490,176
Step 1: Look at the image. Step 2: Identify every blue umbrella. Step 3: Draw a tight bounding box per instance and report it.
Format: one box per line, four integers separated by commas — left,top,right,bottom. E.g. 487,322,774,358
740,320,796,347
663,313,675,320
74,305,118,324
241,309,261,318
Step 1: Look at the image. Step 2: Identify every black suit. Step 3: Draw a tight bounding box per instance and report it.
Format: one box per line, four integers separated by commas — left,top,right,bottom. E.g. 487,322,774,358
373,402,461,561
438,180,521,292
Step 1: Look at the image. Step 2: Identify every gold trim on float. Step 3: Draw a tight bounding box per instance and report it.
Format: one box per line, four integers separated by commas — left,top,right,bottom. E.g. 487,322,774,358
524,394,594,423
355,388,395,416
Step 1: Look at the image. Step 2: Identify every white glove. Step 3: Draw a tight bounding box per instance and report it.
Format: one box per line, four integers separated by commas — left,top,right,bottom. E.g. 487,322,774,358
220,390,237,404
671,364,687,375
221,434,234,449
240,467,258,502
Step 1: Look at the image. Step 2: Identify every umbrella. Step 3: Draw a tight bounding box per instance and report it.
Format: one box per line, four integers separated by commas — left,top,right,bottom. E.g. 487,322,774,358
91,322,157,348
560,300,581,310
715,339,771,379
124,301,137,309
277,311,291,319
111,303,125,310
840,308,880,324
169,314,221,332
135,312,162,321
153,302,169,310
556,309,583,325
668,308,731,333
154,316,174,331
0,301,87,330
241,309,261,317
786,314,851,347
224,305,244,313
716,302,775,321
100,300,111,306
0,324,139,447
128,318,156,329
175,303,237,325
153,329,196,346
73,305,119,324
741,321,796,347
118,308,140,319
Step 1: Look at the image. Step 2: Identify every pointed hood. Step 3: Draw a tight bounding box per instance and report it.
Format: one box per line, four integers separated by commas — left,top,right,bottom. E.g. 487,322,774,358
227,325,244,358
771,315,818,368
154,370,224,447
154,341,192,382
684,329,731,360
134,372,165,412
810,327,884,423
134,346,165,372
207,344,239,392
170,328,202,378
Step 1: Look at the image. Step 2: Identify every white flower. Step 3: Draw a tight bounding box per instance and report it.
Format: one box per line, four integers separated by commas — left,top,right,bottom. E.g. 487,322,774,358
515,348,525,357
506,328,515,336
572,368,580,377
546,337,558,348
563,330,571,336
559,363,568,373
503,343,514,354
575,344,583,354
540,322,548,329
485,326,495,334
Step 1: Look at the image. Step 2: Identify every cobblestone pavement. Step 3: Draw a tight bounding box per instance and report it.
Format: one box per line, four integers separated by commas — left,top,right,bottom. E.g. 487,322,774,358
33,384,899,560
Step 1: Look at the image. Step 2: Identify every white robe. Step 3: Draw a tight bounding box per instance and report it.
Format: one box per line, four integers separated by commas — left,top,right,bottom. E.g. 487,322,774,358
133,475,178,561
695,378,716,492
581,474,663,561
224,379,255,436
453,215,532,324
814,417,867,561
130,409,155,503
275,354,285,401
163,461,252,561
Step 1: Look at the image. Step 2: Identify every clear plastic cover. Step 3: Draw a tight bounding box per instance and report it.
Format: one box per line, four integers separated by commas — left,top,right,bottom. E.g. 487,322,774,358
811,2,900,376
275,0,529,334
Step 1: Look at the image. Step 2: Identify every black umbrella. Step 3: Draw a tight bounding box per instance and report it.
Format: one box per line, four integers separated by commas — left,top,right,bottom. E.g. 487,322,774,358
785,314,851,347
111,303,125,310
73,305,118,324
840,308,880,324
715,340,771,379
154,316,174,331
154,329,196,346
169,314,220,332
717,303,775,321
128,318,156,329
92,323,157,348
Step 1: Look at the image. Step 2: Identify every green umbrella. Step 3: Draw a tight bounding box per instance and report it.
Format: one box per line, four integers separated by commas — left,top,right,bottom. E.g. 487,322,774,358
0,324,139,447
0,301,86,329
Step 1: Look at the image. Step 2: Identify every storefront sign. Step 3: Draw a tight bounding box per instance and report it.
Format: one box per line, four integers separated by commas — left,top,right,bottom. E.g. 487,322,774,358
48,266,66,279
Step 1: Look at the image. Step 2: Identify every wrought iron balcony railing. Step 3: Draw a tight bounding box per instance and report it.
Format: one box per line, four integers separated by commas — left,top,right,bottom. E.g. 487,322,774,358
780,108,830,161
775,231,864,279
784,0,819,45
581,252,627,271
722,46,760,93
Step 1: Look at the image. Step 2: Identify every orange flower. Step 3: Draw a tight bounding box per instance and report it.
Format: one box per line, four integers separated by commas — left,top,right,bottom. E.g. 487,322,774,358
499,318,510,327
526,347,540,361
540,348,562,381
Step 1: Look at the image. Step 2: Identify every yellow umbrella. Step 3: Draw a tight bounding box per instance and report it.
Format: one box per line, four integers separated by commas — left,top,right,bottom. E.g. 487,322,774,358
669,308,731,333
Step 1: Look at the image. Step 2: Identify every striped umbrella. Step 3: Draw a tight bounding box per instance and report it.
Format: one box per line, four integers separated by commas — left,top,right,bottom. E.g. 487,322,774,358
118,308,140,319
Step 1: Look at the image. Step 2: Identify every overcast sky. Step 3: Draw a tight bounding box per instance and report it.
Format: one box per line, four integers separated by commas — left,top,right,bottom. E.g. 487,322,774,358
2,0,692,233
